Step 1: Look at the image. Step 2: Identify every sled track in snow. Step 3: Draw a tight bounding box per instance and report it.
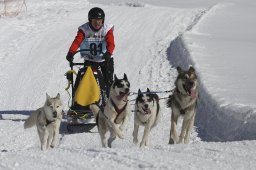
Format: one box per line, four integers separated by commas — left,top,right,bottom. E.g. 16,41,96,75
168,33,256,142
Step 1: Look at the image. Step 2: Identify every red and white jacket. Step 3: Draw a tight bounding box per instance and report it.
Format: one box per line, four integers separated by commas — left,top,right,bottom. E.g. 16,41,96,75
69,22,115,62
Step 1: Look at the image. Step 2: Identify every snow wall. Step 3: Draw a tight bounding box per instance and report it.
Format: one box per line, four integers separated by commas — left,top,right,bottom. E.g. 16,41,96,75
167,35,256,142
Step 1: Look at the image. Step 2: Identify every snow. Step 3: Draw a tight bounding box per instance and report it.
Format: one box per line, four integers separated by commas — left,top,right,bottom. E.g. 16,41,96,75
1,0,256,169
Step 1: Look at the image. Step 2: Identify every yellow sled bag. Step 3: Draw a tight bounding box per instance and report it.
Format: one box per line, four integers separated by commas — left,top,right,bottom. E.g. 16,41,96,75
75,66,100,106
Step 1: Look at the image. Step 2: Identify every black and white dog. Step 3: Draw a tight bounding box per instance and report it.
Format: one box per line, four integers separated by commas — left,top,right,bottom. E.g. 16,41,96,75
90,74,131,148
133,88,160,147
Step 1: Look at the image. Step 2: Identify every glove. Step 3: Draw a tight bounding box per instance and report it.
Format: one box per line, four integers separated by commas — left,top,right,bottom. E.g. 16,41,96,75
66,52,74,62
103,52,111,64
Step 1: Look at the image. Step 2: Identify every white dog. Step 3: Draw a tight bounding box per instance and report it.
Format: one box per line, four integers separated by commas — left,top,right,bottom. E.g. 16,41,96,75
24,93,63,150
90,74,131,148
133,88,160,147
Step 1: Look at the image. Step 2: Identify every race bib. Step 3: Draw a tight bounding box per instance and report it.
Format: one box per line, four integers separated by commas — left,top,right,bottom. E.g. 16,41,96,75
78,23,113,62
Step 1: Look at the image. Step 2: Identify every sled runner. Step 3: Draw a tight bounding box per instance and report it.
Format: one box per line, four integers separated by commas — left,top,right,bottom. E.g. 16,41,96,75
65,49,107,133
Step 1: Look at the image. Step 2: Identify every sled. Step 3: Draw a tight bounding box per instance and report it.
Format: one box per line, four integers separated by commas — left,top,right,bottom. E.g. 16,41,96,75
64,49,107,133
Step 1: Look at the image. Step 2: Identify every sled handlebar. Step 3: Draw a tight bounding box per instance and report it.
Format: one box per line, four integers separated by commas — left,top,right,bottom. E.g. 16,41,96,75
69,49,104,67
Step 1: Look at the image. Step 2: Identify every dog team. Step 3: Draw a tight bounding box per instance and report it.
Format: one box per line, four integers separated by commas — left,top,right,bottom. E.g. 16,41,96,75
24,66,199,150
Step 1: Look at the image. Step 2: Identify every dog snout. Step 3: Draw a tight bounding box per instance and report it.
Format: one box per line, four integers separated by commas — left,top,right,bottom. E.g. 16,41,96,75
144,104,149,109
188,80,194,88
53,111,57,118
125,88,130,94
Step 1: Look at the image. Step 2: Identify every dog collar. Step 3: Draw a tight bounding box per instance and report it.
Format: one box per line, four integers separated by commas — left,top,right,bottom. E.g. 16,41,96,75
46,119,55,126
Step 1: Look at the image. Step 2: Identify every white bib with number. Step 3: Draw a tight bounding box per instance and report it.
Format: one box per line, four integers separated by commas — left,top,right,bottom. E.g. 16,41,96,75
79,22,114,62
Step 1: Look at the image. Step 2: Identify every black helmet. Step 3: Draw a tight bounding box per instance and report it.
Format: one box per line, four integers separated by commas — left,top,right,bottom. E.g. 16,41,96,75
88,7,105,22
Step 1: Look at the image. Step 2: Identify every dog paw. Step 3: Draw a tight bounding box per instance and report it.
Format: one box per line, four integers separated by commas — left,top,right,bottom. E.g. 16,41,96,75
184,138,190,144
140,141,146,147
118,133,124,139
133,138,138,144
177,139,184,144
169,138,175,144
41,147,46,151
119,126,124,131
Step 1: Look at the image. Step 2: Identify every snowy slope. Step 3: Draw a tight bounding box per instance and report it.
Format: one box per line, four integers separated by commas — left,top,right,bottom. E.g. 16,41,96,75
170,1,256,141
1,0,256,169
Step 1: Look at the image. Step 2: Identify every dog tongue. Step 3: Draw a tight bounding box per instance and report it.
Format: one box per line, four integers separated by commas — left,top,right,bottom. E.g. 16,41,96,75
190,88,197,99
124,95,128,101
117,94,128,101
143,108,151,114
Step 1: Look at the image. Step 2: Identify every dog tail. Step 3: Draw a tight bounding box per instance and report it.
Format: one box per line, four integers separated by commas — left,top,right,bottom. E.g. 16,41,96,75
89,104,101,117
24,109,39,129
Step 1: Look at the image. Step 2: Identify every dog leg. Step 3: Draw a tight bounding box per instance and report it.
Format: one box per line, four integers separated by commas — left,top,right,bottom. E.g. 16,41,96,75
178,117,190,144
47,132,53,149
51,130,59,148
132,123,139,144
169,113,178,144
119,114,129,132
51,121,61,148
140,125,151,147
107,136,116,148
108,131,116,148
38,126,48,151
108,121,124,139
184,114,195,144
100,133,107,148
98,119,108,148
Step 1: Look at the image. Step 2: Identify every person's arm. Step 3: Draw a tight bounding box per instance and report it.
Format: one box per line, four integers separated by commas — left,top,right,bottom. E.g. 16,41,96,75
69,30,85,53
105,28,115,55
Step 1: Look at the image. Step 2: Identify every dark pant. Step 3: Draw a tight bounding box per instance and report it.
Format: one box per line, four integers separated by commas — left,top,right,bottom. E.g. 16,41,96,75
101,58,114,96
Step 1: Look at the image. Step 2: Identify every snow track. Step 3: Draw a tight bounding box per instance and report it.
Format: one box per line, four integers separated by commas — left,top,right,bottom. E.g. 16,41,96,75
2,0,256,169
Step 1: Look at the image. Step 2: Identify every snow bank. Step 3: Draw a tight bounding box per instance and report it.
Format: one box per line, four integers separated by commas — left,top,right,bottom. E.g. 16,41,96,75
168,30,256,142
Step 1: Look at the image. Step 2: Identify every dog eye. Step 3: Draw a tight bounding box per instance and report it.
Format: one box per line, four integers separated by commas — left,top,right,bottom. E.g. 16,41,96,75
138,99,144,103
56,106,59,108
117,84,123,88
148,99,153,102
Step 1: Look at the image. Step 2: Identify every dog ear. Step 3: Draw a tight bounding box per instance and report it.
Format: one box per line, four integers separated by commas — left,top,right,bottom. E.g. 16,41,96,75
138,89,141,94
123,73,128,81
147,88,150,93
188,66,195,73
46,93,50,100
56,93,60,99
114,74,118,81
177,66,182,74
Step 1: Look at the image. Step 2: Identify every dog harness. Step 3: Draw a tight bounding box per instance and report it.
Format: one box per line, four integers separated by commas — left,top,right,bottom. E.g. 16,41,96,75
38,110,60,126
110,98,127,124
46,119,55,126
170,89,198,115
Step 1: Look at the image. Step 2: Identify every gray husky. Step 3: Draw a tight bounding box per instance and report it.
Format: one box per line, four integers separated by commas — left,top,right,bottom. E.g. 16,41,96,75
167,66,199,144
24,93,63,150
90,74,131,148
133,88,160,147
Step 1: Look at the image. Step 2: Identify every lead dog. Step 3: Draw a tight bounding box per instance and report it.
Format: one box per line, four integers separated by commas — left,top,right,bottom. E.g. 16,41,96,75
133,88,160,147
167,66,199,144
24,93,63,150
90,74,131,148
